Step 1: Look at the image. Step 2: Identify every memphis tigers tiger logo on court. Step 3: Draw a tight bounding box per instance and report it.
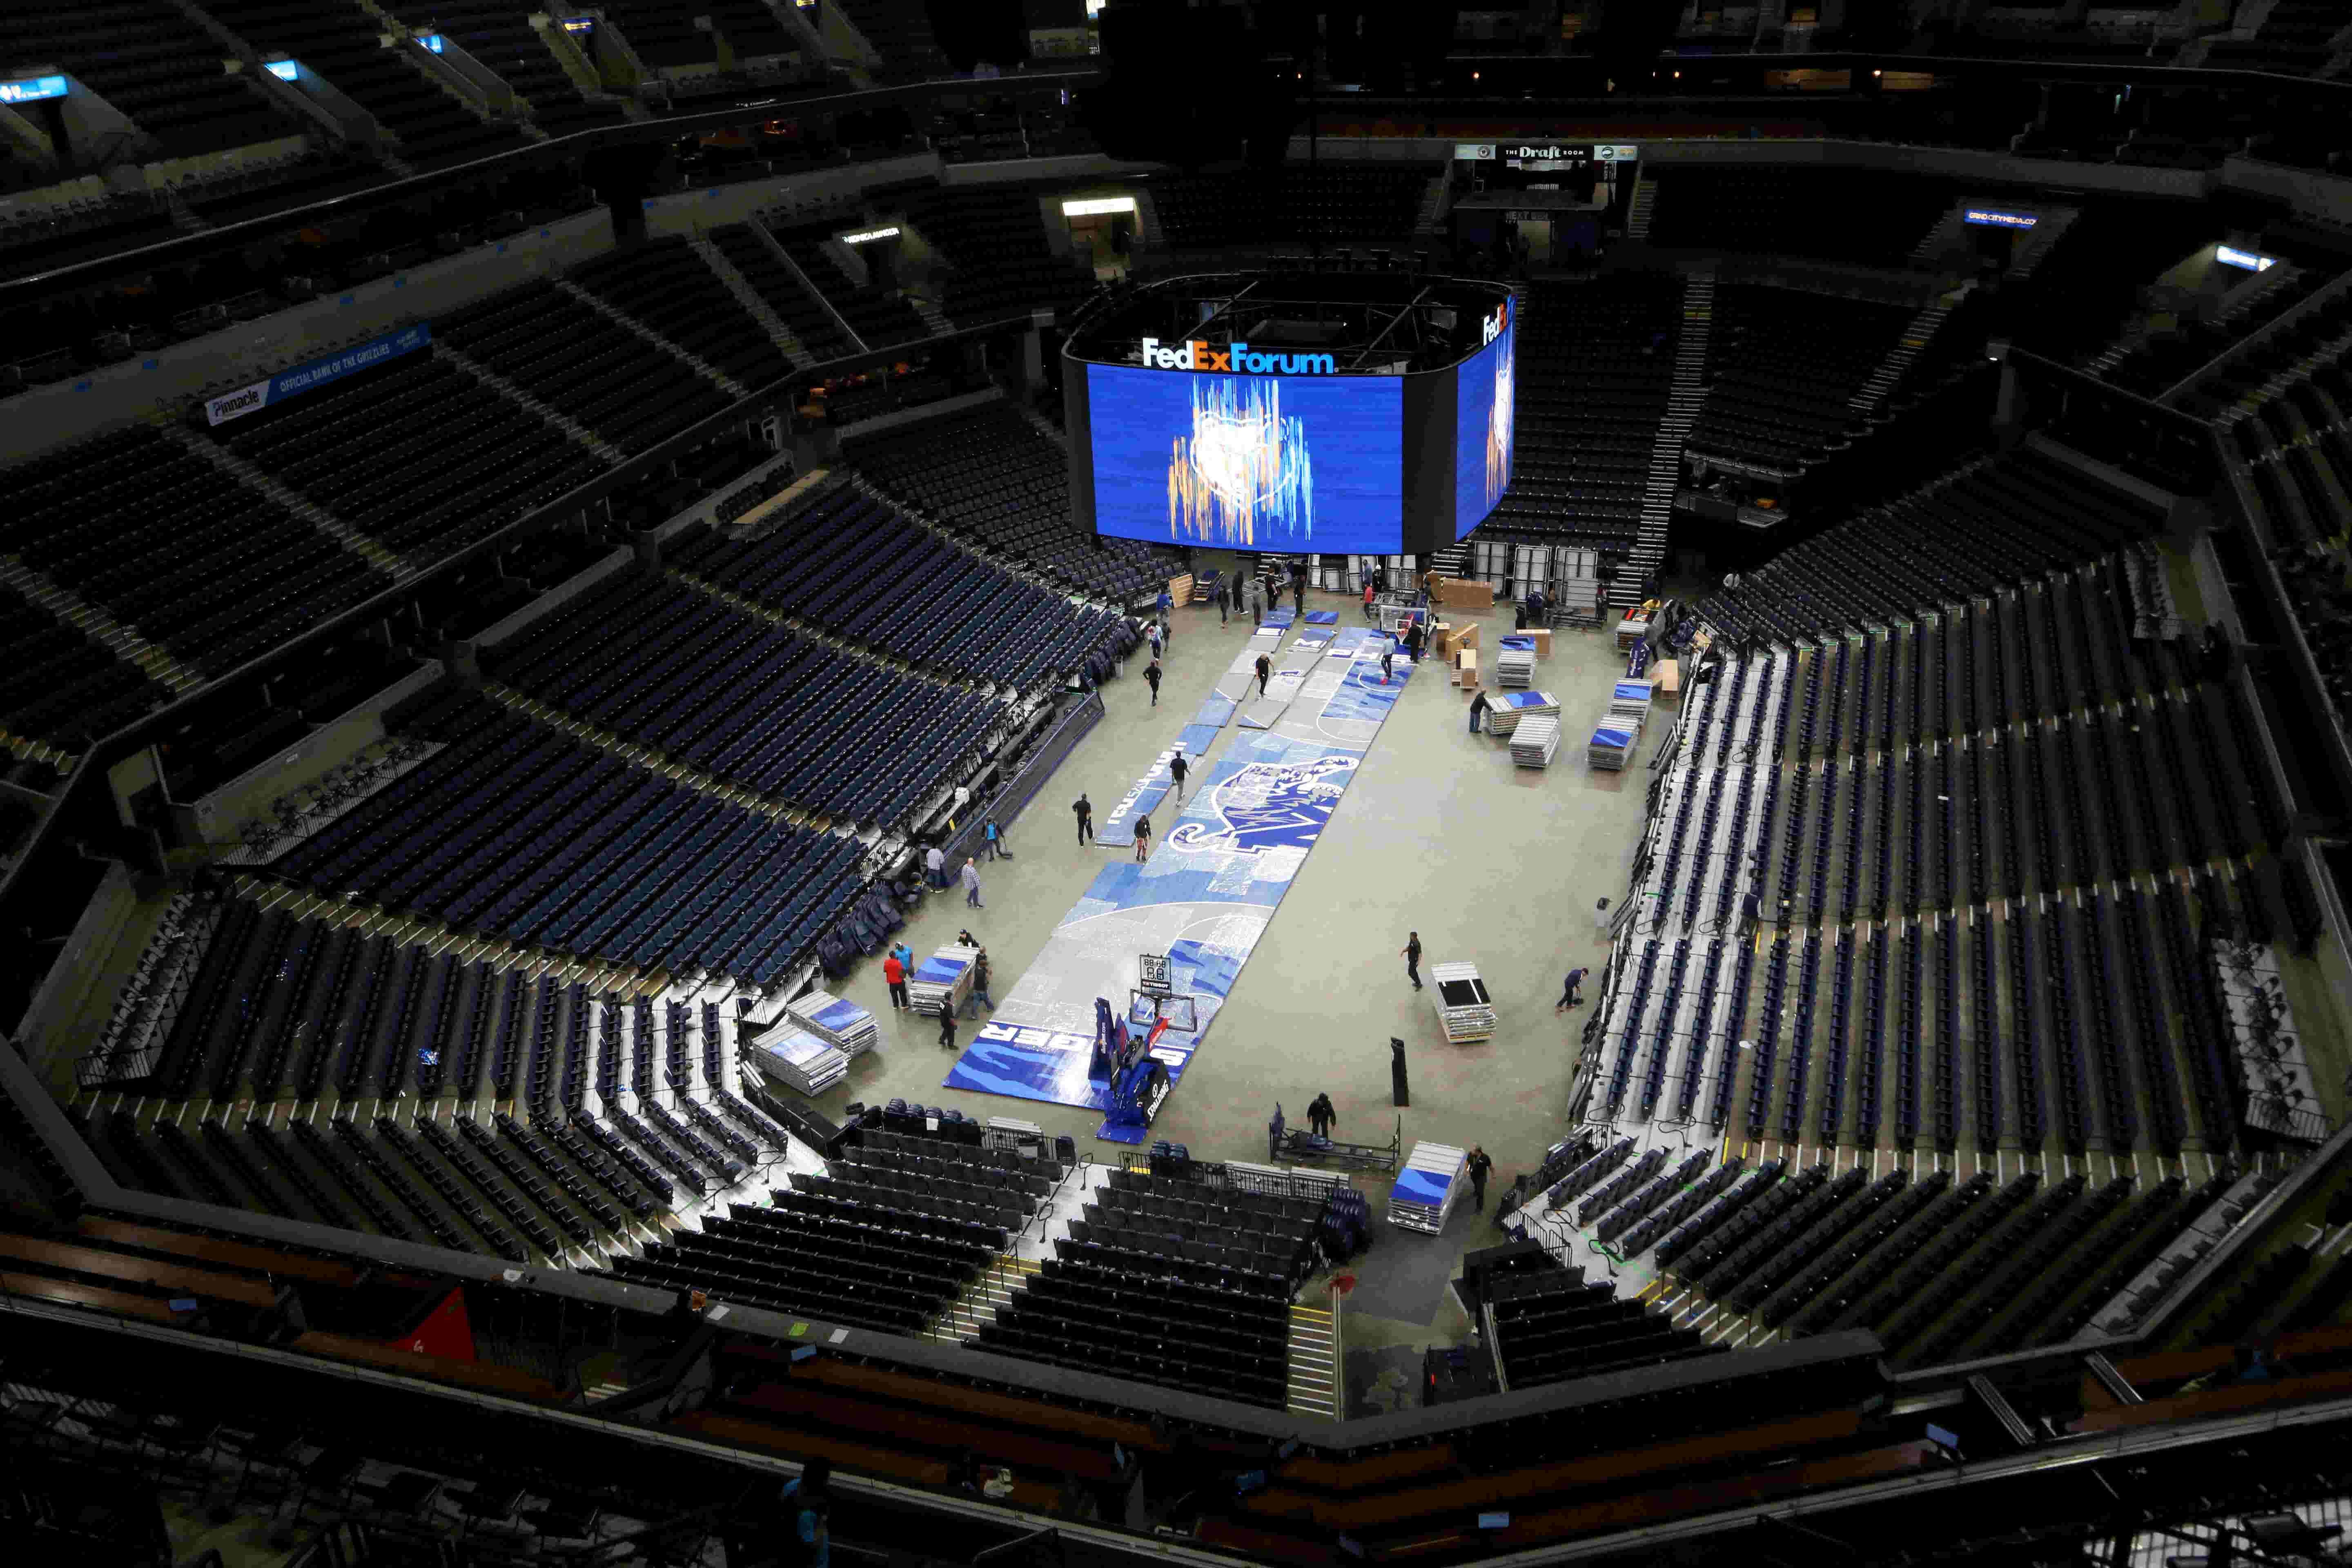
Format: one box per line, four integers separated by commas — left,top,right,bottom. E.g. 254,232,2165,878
1165,755,1356,856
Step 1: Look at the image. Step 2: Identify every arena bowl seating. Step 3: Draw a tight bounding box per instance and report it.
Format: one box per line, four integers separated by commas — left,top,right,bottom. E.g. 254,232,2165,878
17,24,2352,1563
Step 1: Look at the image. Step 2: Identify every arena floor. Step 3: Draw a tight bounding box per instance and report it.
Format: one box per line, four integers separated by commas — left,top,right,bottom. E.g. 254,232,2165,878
802,576,1654,1329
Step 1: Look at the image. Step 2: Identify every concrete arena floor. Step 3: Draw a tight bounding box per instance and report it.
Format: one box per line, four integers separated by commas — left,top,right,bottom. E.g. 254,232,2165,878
795,573,1656,1327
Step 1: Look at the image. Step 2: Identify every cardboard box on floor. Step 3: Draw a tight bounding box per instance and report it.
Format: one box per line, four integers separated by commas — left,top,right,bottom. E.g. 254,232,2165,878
1525,628,1553,658
1454,649,1480,688
1436,621,1480,660
1431,577,1494,611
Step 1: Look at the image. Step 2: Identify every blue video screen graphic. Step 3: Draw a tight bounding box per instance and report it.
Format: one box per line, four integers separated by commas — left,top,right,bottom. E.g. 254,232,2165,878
1453,313,1515,539
1087,363,1404,553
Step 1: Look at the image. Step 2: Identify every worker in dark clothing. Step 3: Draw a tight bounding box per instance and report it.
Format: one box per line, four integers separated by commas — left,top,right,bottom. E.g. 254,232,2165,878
1268,1104,1285,1162
1291,580,1304,615
1381,641,1395,683
1218,581,1230,624
1254,654,1271,694
1134,813,1152,863
1307,1092,1336,1140
1401,931,1422,991
1469,688,1491,734
1556,967,1588,1011
1466,1146,1493,1213
938,1004,957,1051
1074,793,1094,844
1144,658,1162,706
1169,751,1189,801
1407,621,1426,662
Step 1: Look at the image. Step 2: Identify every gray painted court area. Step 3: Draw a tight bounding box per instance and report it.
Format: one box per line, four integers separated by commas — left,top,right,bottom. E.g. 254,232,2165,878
801,583,1653,1310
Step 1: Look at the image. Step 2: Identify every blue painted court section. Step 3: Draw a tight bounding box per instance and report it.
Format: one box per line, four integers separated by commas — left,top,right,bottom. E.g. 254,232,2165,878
1303,610,1339,625
1095,773,1173,847
1318,646,1416,728
806,997,870,1034
943,643,1419,1133
1178,724,1222,757
914,954,969,987
1193,693,1239,728
943,736,1357,1119
1392,1165,1452,1207
1261,608,1296,628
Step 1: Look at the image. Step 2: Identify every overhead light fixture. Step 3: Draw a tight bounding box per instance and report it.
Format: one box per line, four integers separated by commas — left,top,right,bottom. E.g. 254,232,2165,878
1062,196,1136,217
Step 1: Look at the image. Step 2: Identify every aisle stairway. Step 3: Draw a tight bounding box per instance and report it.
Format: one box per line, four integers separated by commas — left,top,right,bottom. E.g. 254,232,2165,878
430,342,624,463
926,1254,1038,1343
1286,1301,1340,1419
1848,292,1961,423
552,276,748,398
164,423,414,582
1612,267,1711,607
2006,207,2078,281
1414,172,1450,239
1624,171,1657,241
691,234,818,369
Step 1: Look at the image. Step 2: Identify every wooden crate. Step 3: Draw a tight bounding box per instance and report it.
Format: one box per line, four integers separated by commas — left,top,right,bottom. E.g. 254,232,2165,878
1432,577,1494,611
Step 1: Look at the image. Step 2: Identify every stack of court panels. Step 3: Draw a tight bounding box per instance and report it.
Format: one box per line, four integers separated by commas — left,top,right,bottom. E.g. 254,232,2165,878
786,989,879,1058
753,1025,849,1096
1495,636,1538,688
1430,961,1497,1042
1484,689,1558,737
1608,679,1655,727
1588,712,1639,770
1510,715,1561,768
1389,1141,1468,1232
906,946,978,1016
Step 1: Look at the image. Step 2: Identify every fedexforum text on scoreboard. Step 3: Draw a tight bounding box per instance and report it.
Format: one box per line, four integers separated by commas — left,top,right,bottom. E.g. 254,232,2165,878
1138,338,1337,375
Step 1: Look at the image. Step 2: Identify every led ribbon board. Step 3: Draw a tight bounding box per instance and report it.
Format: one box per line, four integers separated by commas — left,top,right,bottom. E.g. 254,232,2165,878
205,322,433,426
0,75,69,105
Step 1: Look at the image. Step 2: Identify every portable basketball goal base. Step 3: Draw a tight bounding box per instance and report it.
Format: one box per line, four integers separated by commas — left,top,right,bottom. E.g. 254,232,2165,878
1098,953,1199,1136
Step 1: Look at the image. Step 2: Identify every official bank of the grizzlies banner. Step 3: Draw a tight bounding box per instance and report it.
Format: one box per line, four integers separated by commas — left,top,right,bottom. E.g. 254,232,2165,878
944,628,1413,1131
204,321,434,426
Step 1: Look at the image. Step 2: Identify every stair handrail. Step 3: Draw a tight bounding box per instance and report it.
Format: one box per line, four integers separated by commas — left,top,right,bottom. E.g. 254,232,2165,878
973,1526,1062,1568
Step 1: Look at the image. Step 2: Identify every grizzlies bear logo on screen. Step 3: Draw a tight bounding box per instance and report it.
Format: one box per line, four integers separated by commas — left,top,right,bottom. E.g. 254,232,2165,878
1165,755,1357,855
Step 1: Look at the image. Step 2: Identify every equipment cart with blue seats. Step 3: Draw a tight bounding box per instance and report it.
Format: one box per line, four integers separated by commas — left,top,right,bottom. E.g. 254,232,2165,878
1389,1141,1469,1233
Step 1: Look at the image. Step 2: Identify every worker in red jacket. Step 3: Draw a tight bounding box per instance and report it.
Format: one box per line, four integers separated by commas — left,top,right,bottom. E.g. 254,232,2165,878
882,952,909,1011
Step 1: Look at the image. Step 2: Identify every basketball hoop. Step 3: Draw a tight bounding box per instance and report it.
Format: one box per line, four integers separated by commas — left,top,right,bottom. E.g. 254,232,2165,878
1129,950,1198,1033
